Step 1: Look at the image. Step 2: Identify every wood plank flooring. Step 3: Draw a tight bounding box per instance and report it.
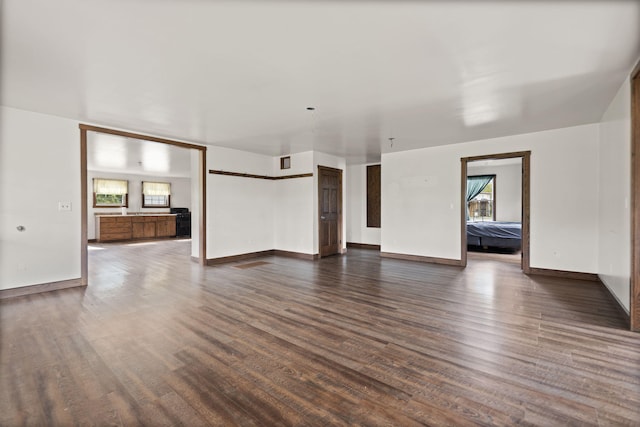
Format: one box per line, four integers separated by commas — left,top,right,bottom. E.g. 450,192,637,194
1,240,639,426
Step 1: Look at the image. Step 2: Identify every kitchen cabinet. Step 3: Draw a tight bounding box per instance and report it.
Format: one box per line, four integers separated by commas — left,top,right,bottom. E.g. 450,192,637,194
156,217,176,237
132,216,157,239
96,214,176,242
95,216,132,242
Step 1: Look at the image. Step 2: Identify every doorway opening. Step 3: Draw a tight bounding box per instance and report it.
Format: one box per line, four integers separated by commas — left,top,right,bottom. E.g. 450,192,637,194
460,151,530,272
80,125,207,286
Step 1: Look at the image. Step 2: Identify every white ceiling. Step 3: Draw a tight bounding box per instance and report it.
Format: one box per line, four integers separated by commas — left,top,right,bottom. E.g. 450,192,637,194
87,132,192,178
3,1,640,164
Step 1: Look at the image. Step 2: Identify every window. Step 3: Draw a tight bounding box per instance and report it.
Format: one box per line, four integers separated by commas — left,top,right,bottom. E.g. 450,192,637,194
142,181,171,208
280,156,291,170
468,175,495,221
367,164,381,228
93,178,128,207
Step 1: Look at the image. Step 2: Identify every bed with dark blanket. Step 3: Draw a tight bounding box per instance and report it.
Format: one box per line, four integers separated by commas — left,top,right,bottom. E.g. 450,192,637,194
467,221,521,250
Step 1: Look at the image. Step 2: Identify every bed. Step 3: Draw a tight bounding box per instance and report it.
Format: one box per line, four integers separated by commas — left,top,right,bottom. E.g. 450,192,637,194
466,221,521,250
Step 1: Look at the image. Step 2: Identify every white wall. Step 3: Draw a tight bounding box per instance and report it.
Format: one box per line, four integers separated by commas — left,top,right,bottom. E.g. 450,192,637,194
4,104,618,293
206,148,343,259
382,124,600,273
207,147,275,258
273,152,315,254
0,106,345,288
272,151,313,177
346,163,381,245
467,162,522,222
0,107,81,289
273,178,315,253
598,76,631,312
87,170,191,239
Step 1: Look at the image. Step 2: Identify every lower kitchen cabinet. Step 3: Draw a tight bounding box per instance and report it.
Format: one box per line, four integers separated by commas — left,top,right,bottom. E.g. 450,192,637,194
96,214,176,242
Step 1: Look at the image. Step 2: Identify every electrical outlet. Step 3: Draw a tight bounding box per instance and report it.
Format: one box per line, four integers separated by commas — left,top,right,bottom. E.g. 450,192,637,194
58,202,72,211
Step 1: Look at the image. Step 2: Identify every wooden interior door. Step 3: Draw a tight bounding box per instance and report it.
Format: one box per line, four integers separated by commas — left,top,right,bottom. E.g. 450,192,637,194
318,166,342,257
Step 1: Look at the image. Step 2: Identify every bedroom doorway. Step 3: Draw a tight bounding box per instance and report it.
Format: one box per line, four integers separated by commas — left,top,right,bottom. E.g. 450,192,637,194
460,151,530,272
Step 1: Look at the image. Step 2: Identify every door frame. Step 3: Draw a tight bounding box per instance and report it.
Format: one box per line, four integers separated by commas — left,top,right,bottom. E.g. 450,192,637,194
460,151,531,273
80,124,207,286
631,59,640,331
317,165,343,258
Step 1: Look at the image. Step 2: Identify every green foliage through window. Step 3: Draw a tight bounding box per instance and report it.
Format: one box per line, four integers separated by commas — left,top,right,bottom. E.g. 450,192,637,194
95,194,125,206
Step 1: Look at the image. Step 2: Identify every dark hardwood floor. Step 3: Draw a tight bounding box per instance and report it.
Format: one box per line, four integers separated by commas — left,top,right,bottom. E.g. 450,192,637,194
1,241,639,426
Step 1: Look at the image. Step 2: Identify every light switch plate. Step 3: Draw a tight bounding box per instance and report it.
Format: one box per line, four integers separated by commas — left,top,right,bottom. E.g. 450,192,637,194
58,202,72,211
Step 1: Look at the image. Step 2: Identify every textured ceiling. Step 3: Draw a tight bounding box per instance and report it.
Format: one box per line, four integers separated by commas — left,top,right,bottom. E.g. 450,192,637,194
3,0,640,164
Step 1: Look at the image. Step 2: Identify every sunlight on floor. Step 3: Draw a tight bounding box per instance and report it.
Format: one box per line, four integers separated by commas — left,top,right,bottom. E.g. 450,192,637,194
125,241,160,247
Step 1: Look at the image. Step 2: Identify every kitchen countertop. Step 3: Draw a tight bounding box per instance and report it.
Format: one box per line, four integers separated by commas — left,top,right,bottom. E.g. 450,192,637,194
95,213,177,217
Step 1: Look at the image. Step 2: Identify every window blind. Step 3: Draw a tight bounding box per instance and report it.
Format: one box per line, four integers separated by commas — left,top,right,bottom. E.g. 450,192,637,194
142,181,171,196
94,179,128,195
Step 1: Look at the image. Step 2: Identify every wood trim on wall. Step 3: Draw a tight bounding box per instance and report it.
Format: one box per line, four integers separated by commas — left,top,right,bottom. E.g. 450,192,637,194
380,251,465,267
522,153,531,274
461,151,531,274
79,124,204,152
209,170,313,180
460,159,468,267
631,59,640,331
462,151,532,162
80,128,88,286
0,278,83,300
272,250,319,261
528,267,599,282
207,250,274,265
200,149,207,267
347,242,381,250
